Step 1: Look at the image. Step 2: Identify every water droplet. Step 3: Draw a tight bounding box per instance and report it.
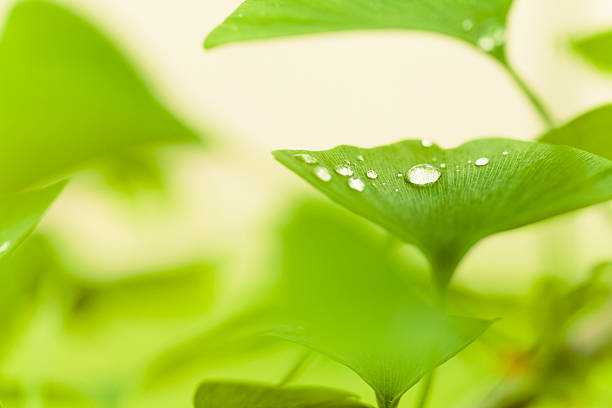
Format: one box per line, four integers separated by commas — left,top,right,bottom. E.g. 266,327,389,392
440,163,446,168
395,188,399,192
357,155,364,161
421,139,433,147
294,153,317,164
335,164,354,176
478,36,495,52
315,167,331,182
467,160,472,164
0,241,10,253
348,177,365,192
462,19,474,31
493,27,505,46
366,170,378,179
502,151,509,155
406,164,441,186
397,173,403,177
475,157,489,166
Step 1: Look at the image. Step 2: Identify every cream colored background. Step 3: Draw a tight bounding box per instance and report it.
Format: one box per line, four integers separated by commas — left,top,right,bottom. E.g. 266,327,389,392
1,0,612,303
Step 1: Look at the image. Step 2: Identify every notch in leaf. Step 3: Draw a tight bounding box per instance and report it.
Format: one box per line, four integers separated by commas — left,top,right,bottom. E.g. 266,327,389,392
193,381,373,407
274,139,612,291
0,0,202,193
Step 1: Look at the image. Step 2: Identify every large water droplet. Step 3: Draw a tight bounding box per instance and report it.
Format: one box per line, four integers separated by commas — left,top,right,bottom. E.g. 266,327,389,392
294,153,317,164
462,19,474,31
421,139,433,147
366,170,378,179
348,177,365,192
406,164,441,186
335,164,354,176
475,157,489,166
315,167,331,182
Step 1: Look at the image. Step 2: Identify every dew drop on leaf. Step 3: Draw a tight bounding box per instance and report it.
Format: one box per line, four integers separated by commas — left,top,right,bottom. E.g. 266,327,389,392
348,177,365,192
475,157,489,166
478,36,495,51
440,163,446,168
462,19,474,31
357,155,364,161
315,167,332,182
366,170,378,179
0,241,10,253
294,153,317,164
421,139,433,147
335,165,354,176
502,151,509,155
406,164,441,186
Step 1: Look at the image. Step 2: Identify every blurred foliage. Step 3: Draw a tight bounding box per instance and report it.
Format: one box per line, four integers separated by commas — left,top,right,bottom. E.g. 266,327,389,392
573,29,612,73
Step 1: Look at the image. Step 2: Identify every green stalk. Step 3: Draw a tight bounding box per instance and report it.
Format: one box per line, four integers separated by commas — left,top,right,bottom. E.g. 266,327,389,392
415,371,436,408
277,350,314,387
506,66,555,130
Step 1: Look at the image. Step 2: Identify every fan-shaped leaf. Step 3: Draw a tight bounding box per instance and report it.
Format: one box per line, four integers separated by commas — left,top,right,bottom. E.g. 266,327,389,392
0,0,201,192
540,104,612,161
273,139,612,290
573,29,612,73
193,381,372,408
205,0,512,63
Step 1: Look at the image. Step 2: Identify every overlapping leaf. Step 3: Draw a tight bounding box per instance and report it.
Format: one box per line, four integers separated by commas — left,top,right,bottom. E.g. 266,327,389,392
540,104,612,161
573,29,612,73
193,381,372,408
0,0,200,192
274,139,612,290
270,201,490,408
205,0,513,63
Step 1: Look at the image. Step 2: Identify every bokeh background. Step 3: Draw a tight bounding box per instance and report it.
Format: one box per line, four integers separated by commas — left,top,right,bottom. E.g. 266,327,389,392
1,0,612,407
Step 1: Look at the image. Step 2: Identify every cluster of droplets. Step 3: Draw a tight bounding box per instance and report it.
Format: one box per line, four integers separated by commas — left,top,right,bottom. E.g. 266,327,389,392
294,145,510,192
460,17,505,53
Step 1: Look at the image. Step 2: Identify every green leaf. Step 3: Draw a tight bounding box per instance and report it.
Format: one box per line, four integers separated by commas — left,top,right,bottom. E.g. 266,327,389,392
540,104,612,161
573,29,612,73
205,0,512,62
271,201,490,407
273,139,612,290
193,381,372,408
0,0,201,193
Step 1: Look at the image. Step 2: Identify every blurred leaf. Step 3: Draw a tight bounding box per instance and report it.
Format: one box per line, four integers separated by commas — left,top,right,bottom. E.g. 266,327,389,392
573,29,612,73
0,0,201,193
40,382,98,408
205,0,512,63
0,378,26,408
193,381,372,408
273,139,612,290
540,104,612,161
270,201,490,408
95,150,167,197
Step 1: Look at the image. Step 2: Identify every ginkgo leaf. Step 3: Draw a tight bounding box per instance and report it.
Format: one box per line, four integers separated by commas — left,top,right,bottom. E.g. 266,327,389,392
205,0,513,63
573,29,612,73
0,0,201,192
540,104,612,161
273,139,612,290
193,381,373,408
269,201,490,408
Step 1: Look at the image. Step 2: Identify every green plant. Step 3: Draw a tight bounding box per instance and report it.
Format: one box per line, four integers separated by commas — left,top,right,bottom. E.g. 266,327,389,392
192,1,612,407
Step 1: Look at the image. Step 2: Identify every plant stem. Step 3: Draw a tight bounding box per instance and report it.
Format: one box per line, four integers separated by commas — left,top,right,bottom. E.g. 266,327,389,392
506,66,555,129
415,371,436,408
277,349,314,387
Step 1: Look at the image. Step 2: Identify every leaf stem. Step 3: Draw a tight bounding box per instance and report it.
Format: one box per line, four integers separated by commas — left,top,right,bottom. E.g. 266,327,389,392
506,66,555,129
415,371,436,408
277,349,314,387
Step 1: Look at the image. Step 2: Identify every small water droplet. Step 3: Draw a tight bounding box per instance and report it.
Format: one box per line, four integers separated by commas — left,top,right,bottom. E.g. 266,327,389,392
440,163,446,168
366,170,378,179
315,167,331,182
421,139,433,147
478,36,495,52
294,153,317,164
357,155,364,161
502,151,509,155
335,164,354,176
467,160,472,164
348,177,365,192
462,18,474,31
475,157,489,166
397,173,403,177
395,188,399,192
382,182,387,185
0,241,10,253
406,164,441,186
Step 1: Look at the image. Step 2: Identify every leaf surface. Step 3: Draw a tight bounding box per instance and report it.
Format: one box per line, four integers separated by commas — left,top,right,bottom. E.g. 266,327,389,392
540,104,612,161
270,201,490,407
193,381,372,408
273,139,612,289
205,0,513,63
0,0,200,192
573,29,612,73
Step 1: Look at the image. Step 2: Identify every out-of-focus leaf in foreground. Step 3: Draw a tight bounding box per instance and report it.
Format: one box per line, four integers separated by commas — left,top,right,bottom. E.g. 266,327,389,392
205,0,513,63
573,29,612,73
193,381,372,408
540,104,612,161
274,139,612,290
0,0,201,193
271,201,490,408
